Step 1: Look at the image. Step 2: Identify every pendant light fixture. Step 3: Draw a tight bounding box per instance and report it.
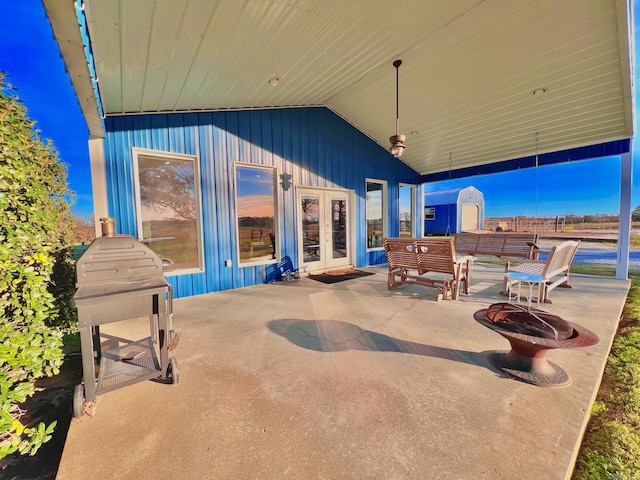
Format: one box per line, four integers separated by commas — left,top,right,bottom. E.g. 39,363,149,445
389,59,406,158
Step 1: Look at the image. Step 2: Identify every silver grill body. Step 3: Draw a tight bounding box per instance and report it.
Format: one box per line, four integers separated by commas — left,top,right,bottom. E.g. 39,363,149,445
73,235,176,412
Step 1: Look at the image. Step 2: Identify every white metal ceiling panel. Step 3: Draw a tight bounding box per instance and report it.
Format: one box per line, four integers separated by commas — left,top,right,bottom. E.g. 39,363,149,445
77,0,633,176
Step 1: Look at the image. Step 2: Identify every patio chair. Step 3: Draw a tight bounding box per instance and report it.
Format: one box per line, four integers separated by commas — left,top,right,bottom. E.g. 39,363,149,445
503,240,581,304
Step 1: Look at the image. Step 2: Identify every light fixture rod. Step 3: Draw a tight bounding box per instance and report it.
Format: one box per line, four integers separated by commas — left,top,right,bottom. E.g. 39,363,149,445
389,59,406,158
394,59,402,135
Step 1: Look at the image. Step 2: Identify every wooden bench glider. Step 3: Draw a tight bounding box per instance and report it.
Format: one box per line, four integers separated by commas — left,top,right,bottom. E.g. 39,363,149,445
454,232,539,261
383,237,472,301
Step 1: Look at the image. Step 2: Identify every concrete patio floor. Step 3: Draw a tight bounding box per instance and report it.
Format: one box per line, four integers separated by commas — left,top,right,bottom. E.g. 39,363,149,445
56,264,629,480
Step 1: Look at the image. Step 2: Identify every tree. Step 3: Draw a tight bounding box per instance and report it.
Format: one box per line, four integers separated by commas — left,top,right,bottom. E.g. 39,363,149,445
632,206,640,222
73,213,96,244
138,157,195,220
0,72,75,458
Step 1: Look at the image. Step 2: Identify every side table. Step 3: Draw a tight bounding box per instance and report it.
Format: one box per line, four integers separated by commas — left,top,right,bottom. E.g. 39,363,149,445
504,271,546,310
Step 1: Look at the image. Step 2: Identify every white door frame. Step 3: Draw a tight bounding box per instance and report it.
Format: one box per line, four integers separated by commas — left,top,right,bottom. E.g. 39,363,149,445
296,187,354,273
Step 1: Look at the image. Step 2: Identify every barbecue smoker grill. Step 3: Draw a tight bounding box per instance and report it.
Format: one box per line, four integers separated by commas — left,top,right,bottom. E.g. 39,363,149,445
73,231,180,417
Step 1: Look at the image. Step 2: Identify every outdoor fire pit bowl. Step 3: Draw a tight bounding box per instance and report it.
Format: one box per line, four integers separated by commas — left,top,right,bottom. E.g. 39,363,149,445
474,303,599,387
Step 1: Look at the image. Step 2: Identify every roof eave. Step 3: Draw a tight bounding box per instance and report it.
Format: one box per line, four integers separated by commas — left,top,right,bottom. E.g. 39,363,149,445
42,0,104,139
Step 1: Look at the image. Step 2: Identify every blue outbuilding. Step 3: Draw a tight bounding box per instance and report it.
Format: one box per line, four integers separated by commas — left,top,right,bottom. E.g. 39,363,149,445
424,187,484,235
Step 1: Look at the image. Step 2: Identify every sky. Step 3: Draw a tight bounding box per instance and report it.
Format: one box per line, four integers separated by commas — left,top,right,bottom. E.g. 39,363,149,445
426,156,627,217
1,0,640,219
1,1,92,216
237,166,276,217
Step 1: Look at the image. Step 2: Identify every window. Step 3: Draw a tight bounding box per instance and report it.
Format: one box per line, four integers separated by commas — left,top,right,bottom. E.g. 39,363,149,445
366,179,387,249
235,164,278,265
425,207,436,220
133,148,203,274
399,184,415,237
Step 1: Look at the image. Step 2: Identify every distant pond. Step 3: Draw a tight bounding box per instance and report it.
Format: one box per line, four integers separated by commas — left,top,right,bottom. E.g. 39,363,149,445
540,247,640,269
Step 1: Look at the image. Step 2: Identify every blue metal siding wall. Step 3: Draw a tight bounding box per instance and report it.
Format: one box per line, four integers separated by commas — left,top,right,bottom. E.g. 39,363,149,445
103,107,420,297
425,204,457,235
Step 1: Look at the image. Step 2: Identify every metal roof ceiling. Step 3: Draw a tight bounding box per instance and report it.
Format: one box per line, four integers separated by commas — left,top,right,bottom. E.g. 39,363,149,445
45,0,634,177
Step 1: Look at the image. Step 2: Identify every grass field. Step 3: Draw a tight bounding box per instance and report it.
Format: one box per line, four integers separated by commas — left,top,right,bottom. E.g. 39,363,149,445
144,220,199,270
573,280,640,479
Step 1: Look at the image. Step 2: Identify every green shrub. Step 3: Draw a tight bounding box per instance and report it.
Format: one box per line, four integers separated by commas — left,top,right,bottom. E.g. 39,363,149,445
0,72,75,458
48,246,79,333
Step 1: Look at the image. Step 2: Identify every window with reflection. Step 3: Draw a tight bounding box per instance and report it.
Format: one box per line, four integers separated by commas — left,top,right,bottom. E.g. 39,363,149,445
133,149,203,273
399,184,415,237
366,179,386,249
236,164,277,265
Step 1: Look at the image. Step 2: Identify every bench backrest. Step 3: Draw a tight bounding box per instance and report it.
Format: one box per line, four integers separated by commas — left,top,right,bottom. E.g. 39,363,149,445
383,238,419,271
453,233,479,253
502,234,539,258
414,238,456,276
384,237,457,276
543,240,580,278
454,232,538,259
476,235,506,254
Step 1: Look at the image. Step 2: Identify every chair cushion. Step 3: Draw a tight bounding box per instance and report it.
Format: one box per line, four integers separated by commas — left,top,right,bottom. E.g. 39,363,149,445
510,262,544,276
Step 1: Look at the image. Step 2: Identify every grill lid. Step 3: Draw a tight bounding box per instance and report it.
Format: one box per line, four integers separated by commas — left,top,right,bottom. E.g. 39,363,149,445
76,235,165,287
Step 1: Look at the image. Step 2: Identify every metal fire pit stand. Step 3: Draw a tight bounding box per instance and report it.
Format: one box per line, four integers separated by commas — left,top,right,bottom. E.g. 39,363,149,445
474,303,599,388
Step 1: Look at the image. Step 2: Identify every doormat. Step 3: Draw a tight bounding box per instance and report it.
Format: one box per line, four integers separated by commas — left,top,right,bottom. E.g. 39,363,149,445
309,268,375,284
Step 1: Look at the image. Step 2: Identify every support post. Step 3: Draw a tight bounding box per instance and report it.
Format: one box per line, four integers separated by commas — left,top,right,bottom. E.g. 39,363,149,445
89,138,109,238
617,148,633,280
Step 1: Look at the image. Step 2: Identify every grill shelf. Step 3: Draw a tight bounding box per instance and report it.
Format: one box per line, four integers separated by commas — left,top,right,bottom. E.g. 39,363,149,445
72,235,179,418
75,278,170,300
97,337,161,394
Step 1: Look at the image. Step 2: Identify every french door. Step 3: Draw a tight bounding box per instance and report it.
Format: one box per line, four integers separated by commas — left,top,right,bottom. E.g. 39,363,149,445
297,188,352,272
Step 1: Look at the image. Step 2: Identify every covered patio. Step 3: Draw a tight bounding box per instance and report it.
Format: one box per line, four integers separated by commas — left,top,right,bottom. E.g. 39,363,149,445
40,1,635,477
56,266,628,479
43,0,636,283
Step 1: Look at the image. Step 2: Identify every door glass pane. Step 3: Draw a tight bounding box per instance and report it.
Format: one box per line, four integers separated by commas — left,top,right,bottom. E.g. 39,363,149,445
399,185,414,237
301,196,320,263
137,154,201,272
331,199,347,259
236,165,276,265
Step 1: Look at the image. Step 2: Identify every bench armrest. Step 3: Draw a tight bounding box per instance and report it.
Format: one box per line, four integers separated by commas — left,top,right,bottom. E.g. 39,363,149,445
527,241,540,258
455,254,474,264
